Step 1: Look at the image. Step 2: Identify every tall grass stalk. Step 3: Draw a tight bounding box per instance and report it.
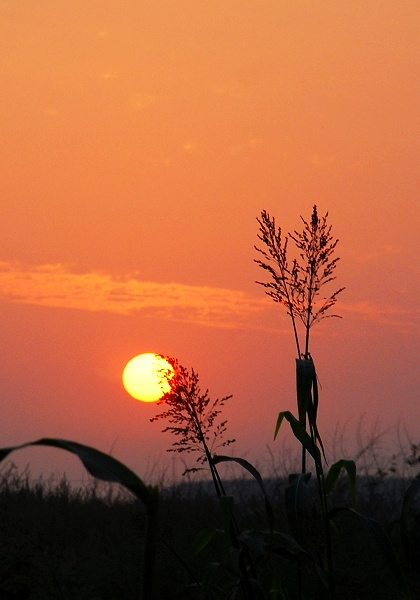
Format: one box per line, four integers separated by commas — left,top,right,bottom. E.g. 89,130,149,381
256,206,344,598
151,359,262,599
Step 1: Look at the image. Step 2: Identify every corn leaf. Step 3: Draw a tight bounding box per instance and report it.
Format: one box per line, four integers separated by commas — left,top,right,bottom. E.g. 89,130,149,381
213,455,274,529
325,459,357,504
0,438,153,505
265,530,312,560
285,472,312,535
296,359,315,425
274,411,320,461
192,528,217,555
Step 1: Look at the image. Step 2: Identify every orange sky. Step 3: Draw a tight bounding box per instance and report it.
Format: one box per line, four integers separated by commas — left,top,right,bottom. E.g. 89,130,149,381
1,1,419,483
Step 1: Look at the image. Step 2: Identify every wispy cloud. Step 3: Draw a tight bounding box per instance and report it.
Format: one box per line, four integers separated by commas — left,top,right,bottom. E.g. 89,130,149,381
0,262,267,329
0,262,417,334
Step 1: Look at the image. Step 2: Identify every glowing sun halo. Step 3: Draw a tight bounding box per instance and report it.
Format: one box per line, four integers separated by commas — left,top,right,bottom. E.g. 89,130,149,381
122,353,173,402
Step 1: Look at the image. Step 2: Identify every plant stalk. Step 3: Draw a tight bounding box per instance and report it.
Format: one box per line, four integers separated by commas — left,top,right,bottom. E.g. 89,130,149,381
141,487,159,600
191,405,259,599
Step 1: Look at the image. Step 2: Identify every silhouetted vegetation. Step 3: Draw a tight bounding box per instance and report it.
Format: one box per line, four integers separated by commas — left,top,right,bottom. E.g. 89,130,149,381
2,206,418,599
1,459,420,599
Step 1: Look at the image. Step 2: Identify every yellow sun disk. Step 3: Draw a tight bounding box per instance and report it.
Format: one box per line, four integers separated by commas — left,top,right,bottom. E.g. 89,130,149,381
122,353,173,402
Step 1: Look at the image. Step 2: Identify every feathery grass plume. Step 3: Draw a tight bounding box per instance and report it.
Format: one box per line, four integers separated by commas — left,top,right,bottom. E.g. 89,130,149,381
150,357,235,477
151,360,260,599
255,205,344,358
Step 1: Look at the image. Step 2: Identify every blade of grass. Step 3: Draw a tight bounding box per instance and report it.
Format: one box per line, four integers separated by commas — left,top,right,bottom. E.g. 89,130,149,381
324,459,357,505
213,455,274,529
274,411,320,462
192,528,217,555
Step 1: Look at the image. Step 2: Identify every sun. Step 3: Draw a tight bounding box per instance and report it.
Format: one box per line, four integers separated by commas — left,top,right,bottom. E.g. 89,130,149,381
122,353,173,402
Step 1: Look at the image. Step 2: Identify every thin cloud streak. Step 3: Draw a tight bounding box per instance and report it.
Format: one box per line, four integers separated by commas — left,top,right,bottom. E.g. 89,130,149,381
0,262,416,334
0,262,267,329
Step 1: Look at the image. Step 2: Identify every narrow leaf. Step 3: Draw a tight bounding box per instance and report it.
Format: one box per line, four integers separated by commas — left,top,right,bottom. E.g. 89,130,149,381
325,459,357,504
306,369,327,462
274,411,320,461
285,473,312,534
192,528,217,555
267,530,312,560
0,438,152,505
213,455,274,529
296,359,315,425
274,412,285,440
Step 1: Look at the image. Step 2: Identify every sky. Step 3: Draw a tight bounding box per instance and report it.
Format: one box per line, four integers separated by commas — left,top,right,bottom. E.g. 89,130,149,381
0,1,419,485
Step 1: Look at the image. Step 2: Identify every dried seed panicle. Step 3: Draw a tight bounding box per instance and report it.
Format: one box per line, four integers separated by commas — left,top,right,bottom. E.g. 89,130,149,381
255,205,344,358
150,357,235,474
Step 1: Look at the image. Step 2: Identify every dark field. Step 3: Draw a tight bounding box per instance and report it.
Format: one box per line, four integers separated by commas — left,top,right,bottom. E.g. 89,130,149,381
1,463,420,600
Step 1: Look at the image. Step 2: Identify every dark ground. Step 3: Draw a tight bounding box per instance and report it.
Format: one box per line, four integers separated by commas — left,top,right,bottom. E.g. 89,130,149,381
0,464,419,599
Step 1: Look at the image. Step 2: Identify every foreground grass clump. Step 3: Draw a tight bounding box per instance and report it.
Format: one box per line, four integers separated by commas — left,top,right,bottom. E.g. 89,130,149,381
0,462,419,600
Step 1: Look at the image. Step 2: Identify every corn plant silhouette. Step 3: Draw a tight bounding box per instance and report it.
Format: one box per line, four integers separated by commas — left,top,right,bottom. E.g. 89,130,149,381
254,206,410,600
151,358,271,600
255,206,344,474
255,206,344,599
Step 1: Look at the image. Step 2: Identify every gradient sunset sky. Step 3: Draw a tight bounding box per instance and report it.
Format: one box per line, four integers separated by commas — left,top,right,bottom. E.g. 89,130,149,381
1,1,419,483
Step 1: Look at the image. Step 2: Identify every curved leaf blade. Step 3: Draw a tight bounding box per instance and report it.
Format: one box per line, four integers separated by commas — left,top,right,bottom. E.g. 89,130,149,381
192,527,217,555
213,455,274,528
285,472,312,534
266,530,312,560
0,438,153,505
274,411,320,461
325,459,357,504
